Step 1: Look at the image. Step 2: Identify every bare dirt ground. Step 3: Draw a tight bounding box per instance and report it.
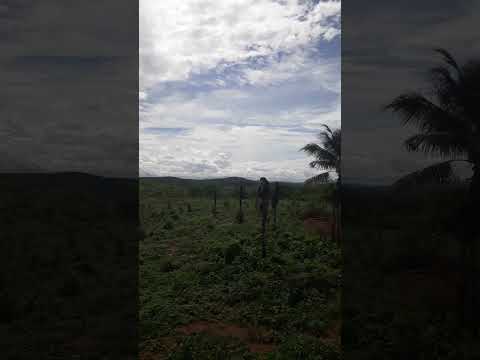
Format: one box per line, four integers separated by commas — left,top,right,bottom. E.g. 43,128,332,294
176,321,276,354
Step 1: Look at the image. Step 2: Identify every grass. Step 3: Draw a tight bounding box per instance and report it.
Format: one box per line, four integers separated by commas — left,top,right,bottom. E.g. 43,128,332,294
0,173,138,359
140,180,340,359
342,184,480,359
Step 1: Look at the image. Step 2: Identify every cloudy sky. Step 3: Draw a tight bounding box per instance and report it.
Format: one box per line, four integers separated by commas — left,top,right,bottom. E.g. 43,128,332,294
2,1,138,177
342,0,479,184
139,0,341,181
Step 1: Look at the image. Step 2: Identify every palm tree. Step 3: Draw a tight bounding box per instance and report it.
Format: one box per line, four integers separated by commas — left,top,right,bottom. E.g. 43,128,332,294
301,124,341,185
301,124,341,242
385,48,480,329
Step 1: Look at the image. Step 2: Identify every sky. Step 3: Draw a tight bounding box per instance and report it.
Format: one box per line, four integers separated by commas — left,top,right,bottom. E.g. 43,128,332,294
2,1,138,177
139,0,341,182
4,1,477,184
342,0,479,184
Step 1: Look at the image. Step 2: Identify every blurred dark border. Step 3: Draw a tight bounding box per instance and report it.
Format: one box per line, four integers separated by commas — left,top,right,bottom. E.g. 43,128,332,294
342,1,480,358
0,1,139,358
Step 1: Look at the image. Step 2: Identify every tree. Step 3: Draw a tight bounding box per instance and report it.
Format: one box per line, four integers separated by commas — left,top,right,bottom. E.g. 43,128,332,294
300,124,341,242
300,124,341,185
384,48,480,330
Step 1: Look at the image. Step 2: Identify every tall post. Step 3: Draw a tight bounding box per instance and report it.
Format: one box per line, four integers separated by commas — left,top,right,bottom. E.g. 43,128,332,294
272,182,279,229
236,184,245,224
262,214,266,258
239,185,243,210
214,189,217,210
257,177,270,258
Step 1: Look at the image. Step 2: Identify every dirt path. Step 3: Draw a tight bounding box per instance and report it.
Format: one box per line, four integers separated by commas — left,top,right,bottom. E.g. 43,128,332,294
139,321,275,359
140,318,341,360
176,320,276,354
177,321,275,353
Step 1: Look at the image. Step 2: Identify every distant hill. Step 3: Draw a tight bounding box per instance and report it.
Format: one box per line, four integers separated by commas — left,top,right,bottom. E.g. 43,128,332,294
0,171,137,194
0,172,138,220
140,176,304,188
139,176,336,201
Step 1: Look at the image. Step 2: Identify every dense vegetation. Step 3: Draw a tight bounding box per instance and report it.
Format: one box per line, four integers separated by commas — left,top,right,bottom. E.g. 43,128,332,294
343,183,480,359
0,173,138,359
140,178,341,359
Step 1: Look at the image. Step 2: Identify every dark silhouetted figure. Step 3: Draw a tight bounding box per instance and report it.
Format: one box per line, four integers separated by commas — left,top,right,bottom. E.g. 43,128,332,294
256,177,270,257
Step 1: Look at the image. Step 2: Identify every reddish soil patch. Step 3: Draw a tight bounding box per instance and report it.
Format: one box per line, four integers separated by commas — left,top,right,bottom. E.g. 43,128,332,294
304,217,335,237
248,343,276,353
322,320,341,345
301,319,341,347
65,335,98,353
166,244,176,257
160,239,177,257
140,351,163,360
176,321,275,354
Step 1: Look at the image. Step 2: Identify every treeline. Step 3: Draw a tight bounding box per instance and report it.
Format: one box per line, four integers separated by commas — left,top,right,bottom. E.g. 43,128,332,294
140,178,332,201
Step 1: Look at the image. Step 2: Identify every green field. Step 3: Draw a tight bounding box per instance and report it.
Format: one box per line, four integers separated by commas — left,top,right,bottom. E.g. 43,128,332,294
0,173,138,359
342,184,480,359
140,178,341,359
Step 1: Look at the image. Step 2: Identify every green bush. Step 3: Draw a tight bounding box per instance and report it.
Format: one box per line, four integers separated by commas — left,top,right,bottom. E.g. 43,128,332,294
235,209,244,224
164,221,174,230
224,242,242,265
275,335,340,360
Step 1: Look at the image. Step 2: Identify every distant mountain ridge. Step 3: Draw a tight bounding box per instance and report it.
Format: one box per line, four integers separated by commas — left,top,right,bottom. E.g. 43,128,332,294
0,172,304,186
0,172,137,201
141,176,304,187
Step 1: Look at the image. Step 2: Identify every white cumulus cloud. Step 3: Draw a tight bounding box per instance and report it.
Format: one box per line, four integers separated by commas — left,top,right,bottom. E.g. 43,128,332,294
140,0,340,91
140,0,341,181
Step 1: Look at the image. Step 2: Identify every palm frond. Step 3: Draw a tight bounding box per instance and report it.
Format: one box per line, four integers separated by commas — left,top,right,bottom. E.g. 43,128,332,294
317,131,333,149
384,92,457,132
331,129,341,156
386,49,479,190
300,143,322,156
319,124,333,136
434,48,461,74
300,144,336,164
394,161,458,189
302,125,341,184
429,66,460,109
430,66,458,89
305,172,330,185
309,159,336,170
404,132,467,157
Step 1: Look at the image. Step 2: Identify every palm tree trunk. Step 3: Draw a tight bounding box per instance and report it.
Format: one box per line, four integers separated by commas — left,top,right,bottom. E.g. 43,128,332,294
239,185,243,212
460,164,480,331
213,190,217,215
273,207,277,229
460,236,474,329
337,199,342,246
261,209,267,258
334,180,341,245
